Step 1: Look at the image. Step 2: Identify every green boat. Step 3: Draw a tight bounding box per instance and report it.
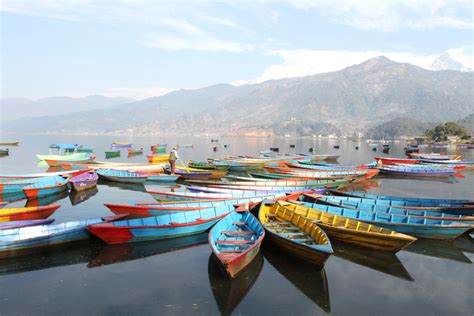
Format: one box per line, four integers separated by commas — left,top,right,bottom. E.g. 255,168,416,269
105,150,121,159
188,160,230,170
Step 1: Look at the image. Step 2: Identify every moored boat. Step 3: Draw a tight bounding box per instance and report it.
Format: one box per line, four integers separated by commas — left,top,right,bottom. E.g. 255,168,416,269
209,210,265,278
0,142,19,146
70,170,98,191
0,219,55,230
0,205,60,222
111,142,133,148
23,176,69,199
147,154,171,164
279,200,417,252
96,169,148,184
258,201,333,267
127,148,144,155
105,150,120,159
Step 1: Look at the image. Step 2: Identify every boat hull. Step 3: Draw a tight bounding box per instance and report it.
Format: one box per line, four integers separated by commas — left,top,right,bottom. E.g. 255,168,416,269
0,205,60,222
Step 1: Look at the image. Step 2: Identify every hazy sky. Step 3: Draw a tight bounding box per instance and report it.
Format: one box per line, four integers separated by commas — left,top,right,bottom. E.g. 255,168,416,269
1,0,472,99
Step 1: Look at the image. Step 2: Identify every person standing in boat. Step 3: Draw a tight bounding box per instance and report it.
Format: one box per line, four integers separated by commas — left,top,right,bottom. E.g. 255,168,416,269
169,147,179,175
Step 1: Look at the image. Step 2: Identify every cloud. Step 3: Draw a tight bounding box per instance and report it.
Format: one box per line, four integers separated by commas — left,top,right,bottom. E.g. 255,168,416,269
287,0,473,32
234,47,472,85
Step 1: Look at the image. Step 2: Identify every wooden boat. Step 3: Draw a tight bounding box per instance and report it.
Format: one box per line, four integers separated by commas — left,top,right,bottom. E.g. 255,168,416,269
188,160,230,170
87,207,232,244
186,178,350,188
0,169,85,181
317,195,474,215
59,161,165,173
187,185,326,194
163,166,212,180
44,155,95,167
70,171,98,191
141,173,179,182
258,201,333,267
105,150,120,159
0,142,19,146
0,219,55,230
0,205,60,222
299,201,473,239
147,189,284,202
421,159,474,166
111,142,132,148
151,147,166,154
177,144,194,148
280,201,416,252
175,166,227,179
249,172,300,179
375,157,420,165
96,169,148,184
0,149,9,156
49,143,93,153
209,210,265,278
23,176,69,199
127,148,144,155
407,153,462,160
0,215,126,257
378,165,455,176
329,190,474,206
107,202,235,217
147,154,171,163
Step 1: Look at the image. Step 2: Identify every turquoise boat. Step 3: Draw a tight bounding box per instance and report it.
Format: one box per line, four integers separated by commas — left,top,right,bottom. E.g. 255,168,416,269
315,196,474,219
105,150,120,159
87,207,233,244
0,176,64,196
330,190,474,206
145,174,179,182
296,201,473,239
96,169,148,184
23,176,70,199
0,215,125,257
37,144,92,161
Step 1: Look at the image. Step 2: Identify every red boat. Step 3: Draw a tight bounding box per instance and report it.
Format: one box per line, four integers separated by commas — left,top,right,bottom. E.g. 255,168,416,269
0,205,60,222
374,157,420,165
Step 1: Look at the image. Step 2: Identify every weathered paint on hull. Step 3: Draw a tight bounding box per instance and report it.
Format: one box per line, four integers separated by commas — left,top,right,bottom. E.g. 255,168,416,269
221,242,262,278
0,205,59,222
23,183,69,199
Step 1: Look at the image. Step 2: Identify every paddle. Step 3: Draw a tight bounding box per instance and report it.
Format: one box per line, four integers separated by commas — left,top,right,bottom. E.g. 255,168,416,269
178,158,190,173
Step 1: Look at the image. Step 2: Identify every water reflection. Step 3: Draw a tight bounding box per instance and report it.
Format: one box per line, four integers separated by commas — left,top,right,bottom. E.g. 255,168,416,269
25,190,69,207
263,247,331,313
0,240,103,275
331,241,413,281
69,187,99,205
453,234,474,254
404,238,472,264
88,232,208,268
208,253,264,316
341,179,381,192
98,180,147,192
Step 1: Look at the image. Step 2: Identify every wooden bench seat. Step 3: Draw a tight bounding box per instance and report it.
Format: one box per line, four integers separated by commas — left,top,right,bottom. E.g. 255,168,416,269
216,240,255,245
222,231,255,236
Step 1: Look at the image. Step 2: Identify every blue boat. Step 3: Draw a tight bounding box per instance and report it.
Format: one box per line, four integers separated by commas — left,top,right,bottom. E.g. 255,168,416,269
296,201,473,239
329,190,474,206
0,176,52,195
0,215,125,257
96,169,148,184
88,207,233,244
147,189,288,202
315,196,474,219
23,176,69,199
209,211,265,278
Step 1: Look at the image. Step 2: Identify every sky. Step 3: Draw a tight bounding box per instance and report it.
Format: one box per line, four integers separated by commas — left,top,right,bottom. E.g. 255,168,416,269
0,0,472,100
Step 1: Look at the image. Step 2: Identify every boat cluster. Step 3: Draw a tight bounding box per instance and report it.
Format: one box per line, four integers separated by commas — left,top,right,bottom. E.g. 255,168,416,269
0,145,473,280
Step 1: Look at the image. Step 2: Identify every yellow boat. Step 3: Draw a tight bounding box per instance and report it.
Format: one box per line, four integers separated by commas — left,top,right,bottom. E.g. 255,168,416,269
258,201,333,268
280,201,417,252
147,154,170,164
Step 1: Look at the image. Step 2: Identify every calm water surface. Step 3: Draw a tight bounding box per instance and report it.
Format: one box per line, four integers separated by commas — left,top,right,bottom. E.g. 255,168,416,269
0,135,472,315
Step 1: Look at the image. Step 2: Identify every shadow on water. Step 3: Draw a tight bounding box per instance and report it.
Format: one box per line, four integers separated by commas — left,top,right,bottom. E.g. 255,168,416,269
24,190,69,207
0,240,103,275
69,186,99,205
88,232,208,268
263,247,331,313
208,252,264,316
404,238,472,264
331,241,413,281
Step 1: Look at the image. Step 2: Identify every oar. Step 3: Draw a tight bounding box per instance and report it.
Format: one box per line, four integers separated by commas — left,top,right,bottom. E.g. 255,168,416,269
178,158,190,173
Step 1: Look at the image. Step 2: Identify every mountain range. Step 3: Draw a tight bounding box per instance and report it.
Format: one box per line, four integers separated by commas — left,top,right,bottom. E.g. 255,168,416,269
2,56,473,138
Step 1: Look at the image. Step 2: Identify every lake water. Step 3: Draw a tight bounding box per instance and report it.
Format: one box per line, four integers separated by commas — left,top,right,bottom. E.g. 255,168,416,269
0,134,472,315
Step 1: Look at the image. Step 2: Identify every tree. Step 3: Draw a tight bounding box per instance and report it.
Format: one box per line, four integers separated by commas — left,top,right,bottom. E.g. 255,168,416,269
425,122,470,141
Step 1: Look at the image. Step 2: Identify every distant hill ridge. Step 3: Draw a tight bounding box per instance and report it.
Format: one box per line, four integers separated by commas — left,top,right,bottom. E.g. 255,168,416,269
3,56,473,137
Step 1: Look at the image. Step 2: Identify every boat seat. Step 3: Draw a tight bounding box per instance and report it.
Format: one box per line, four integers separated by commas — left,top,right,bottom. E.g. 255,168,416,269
219,249,243,253
222,231,256,235
216,240,255,245
272,226,300,231
291,238,315,243
311,219,323,223
279,232,309,237
233,222,246,226
266,213,278,218
266,221,292,225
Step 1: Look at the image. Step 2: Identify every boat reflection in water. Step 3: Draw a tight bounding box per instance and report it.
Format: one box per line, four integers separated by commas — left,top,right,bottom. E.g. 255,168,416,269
263,247,331,313
404,238,472,264
69,187,99,205
88,232,208,268
98,180,147,193
208,253,264,316
342,178,381,192
377,174,459,184
331,241,413,281
25,190,69,207
0,240,103,276
453,234,474,254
